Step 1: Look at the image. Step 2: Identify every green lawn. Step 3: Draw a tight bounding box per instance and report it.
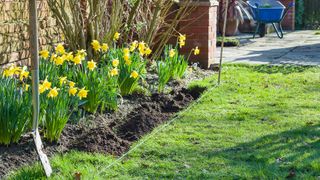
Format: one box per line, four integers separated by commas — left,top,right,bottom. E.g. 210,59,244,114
11,64,320,179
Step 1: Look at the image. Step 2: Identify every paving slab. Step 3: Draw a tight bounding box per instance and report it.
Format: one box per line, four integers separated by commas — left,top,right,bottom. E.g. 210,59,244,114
216,30,320,66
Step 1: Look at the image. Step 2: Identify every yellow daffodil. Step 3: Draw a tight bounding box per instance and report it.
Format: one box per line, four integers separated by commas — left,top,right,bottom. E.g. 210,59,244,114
113,32,120,41
145,47,152,56
55,44,65,55
138,41,146,56
76,49,87,57
68,87,78,96
123,48,130,54
87,60,96,71
47,87,59,98
123,53,130,61
66,52,74,61
91,40,101,52
24,84,30,91
39,84,46,94
179,40,186,48
19,70,29,81
73,55,82,65
125,59,132,65
194,46,200,55
78,88,88,100
130,41,138,52
179,34,186,42
169,49,176,58
112,59,119,67
43,78,52,90
109,68,119,76
13,66,22,75
101,43,109,52
3,68,14,77
130,71,139,79
69,81,76,88
59,77,67,86
54,56,65,66
39,50,49,59
50,53,57,62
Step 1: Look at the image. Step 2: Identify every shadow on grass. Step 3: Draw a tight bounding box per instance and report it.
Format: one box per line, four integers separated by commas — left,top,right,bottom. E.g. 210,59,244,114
203,124,320,178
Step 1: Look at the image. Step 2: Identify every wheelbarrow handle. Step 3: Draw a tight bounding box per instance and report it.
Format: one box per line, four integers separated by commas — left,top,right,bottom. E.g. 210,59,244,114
281,1,295,22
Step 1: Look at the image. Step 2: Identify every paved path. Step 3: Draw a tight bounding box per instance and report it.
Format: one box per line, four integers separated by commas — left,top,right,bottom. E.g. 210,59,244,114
216,30,320,65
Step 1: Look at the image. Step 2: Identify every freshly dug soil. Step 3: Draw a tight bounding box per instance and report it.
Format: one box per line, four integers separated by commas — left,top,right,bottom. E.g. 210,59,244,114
0,69,211,178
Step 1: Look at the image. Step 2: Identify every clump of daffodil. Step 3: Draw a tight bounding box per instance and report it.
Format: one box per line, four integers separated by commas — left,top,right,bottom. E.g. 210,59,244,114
178,34,186,48
194,46,200,55
78,88,88,100
101,43,109,52
91,40,101,52
169,49,176,58
130,71,139,79
2,65,21,78
87,60,97,71
113,32,120,41
68,87,78,96
112,59,119,67
55,44,65,55
39,49,49,59
47,87,59,98
110,68,119,76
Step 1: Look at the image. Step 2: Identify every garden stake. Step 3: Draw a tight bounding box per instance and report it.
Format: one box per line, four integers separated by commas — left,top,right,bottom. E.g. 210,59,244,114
218,0,229,85
29,0,52,177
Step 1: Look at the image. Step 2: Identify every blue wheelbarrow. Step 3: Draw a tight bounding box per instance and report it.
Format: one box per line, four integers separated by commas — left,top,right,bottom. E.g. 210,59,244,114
247,0,295,39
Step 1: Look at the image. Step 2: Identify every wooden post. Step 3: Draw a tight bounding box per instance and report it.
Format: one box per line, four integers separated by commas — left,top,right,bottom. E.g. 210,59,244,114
28,0,52,177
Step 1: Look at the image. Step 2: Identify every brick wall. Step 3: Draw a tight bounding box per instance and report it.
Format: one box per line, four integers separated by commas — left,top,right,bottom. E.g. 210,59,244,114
280,0,295,30
179,0,219,69
0,0,60,65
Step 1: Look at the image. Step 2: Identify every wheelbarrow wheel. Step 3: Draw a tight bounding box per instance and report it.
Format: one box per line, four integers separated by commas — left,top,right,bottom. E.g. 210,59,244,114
259,23,266,37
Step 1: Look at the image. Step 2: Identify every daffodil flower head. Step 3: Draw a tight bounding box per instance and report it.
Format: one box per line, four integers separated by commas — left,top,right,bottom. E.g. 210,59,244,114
24,84,30,91
78,88,88,100
101,43,109,52
69,81,76,88
55,44,65,55
130,41,138,52
123,53,130,62
113,32,120,41
91,40,101,52
39,84,46,94
47,87,59,98
169,49,176,58
112,59,119,67
69,87,78,96
130,70,139,79
39,50,49,59
110,68,119,76
87,60,97,71
59,77,67,86
54,56,65,66
73,55,82,65
194,46,200,55
19,70,29,81
76,49,87,57
145,47,152,56
66,52,74,62
42,78,52,90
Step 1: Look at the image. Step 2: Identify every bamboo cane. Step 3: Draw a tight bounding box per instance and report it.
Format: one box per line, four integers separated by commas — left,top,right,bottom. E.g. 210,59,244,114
218,0,229,85
29,0,52,177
